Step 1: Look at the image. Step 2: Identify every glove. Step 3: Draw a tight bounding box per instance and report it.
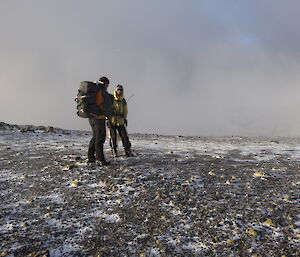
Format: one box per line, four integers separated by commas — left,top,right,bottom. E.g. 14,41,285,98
125,119,128,126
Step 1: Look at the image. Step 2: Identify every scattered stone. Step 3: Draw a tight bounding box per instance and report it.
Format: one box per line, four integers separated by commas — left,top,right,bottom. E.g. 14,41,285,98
45,126,55,133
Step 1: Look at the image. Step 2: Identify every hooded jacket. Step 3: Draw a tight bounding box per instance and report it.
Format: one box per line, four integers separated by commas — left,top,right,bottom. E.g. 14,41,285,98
110,89,128,126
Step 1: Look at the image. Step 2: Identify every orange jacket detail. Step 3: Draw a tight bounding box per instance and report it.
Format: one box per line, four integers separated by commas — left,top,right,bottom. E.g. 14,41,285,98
95,89,106,119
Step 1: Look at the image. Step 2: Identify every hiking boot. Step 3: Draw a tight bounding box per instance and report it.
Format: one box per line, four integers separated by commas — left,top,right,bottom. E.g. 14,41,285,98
125,151,134,157
113,149,118,157
86,159,96,165
96,160,111,166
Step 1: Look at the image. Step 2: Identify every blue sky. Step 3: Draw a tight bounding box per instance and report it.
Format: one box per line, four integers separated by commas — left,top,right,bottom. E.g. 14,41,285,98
1,0,300,136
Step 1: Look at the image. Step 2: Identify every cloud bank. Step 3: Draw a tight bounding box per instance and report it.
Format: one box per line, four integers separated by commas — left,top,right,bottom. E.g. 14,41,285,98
1,0,300,136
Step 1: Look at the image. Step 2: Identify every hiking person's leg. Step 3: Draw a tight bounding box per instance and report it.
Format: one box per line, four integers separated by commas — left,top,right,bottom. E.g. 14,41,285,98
118,125,132,156
87,118,96,162
110,125,118,156
94,119,107,162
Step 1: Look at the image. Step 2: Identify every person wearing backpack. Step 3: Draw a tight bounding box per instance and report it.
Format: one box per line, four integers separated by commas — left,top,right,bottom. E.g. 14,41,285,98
108,85,133,157
87,76,112,166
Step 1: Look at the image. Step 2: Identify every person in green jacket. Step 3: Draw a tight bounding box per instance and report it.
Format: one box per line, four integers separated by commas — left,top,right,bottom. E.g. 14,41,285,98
109,85,133,157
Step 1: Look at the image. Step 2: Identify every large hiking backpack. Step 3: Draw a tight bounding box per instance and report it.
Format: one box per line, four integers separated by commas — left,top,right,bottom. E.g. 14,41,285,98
75,81,113,118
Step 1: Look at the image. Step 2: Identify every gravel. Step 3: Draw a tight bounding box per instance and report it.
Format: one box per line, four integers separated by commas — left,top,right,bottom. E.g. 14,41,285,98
0,123,299,256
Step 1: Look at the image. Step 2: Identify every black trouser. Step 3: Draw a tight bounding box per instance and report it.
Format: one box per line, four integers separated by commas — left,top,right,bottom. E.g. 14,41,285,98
88,118,106,162
110,125,131,154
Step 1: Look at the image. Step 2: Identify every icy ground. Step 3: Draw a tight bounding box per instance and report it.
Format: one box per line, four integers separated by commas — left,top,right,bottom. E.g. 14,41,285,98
0,125,299,256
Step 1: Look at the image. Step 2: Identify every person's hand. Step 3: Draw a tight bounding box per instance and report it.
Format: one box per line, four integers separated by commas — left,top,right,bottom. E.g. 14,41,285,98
125,119,128,126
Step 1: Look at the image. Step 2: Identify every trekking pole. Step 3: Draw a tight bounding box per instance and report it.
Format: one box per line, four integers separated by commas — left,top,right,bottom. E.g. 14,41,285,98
106,119,117,163
127,94,134,103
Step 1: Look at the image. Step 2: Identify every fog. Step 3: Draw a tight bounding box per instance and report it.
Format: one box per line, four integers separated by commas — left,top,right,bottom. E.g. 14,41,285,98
1,0,300,136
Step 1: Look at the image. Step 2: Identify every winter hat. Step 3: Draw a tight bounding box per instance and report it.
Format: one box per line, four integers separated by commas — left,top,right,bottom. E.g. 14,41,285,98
116,84,123,91
98,76,110,85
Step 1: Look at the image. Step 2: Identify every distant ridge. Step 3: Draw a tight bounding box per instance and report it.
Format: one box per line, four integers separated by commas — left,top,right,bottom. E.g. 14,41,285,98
0,121,68,134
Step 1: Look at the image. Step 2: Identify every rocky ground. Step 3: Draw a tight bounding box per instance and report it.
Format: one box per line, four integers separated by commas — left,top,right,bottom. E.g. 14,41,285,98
0,122,299,256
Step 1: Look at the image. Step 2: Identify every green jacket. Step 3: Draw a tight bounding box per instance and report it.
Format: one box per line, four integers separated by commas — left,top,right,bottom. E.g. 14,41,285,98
110,90,128,126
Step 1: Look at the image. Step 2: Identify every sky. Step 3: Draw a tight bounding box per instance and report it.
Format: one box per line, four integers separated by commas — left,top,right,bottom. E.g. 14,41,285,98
1,0,300,136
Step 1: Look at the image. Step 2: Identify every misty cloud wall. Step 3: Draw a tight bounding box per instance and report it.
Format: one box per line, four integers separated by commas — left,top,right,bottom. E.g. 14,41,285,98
1,0,300,136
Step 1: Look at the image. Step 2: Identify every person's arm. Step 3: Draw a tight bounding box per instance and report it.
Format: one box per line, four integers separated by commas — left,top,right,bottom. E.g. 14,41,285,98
123,100,128,126
124,100,128,119
96,89,103,108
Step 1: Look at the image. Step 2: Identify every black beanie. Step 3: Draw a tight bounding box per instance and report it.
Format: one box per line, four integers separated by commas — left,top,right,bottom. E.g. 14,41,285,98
116,84,123,90
99,76,110,85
